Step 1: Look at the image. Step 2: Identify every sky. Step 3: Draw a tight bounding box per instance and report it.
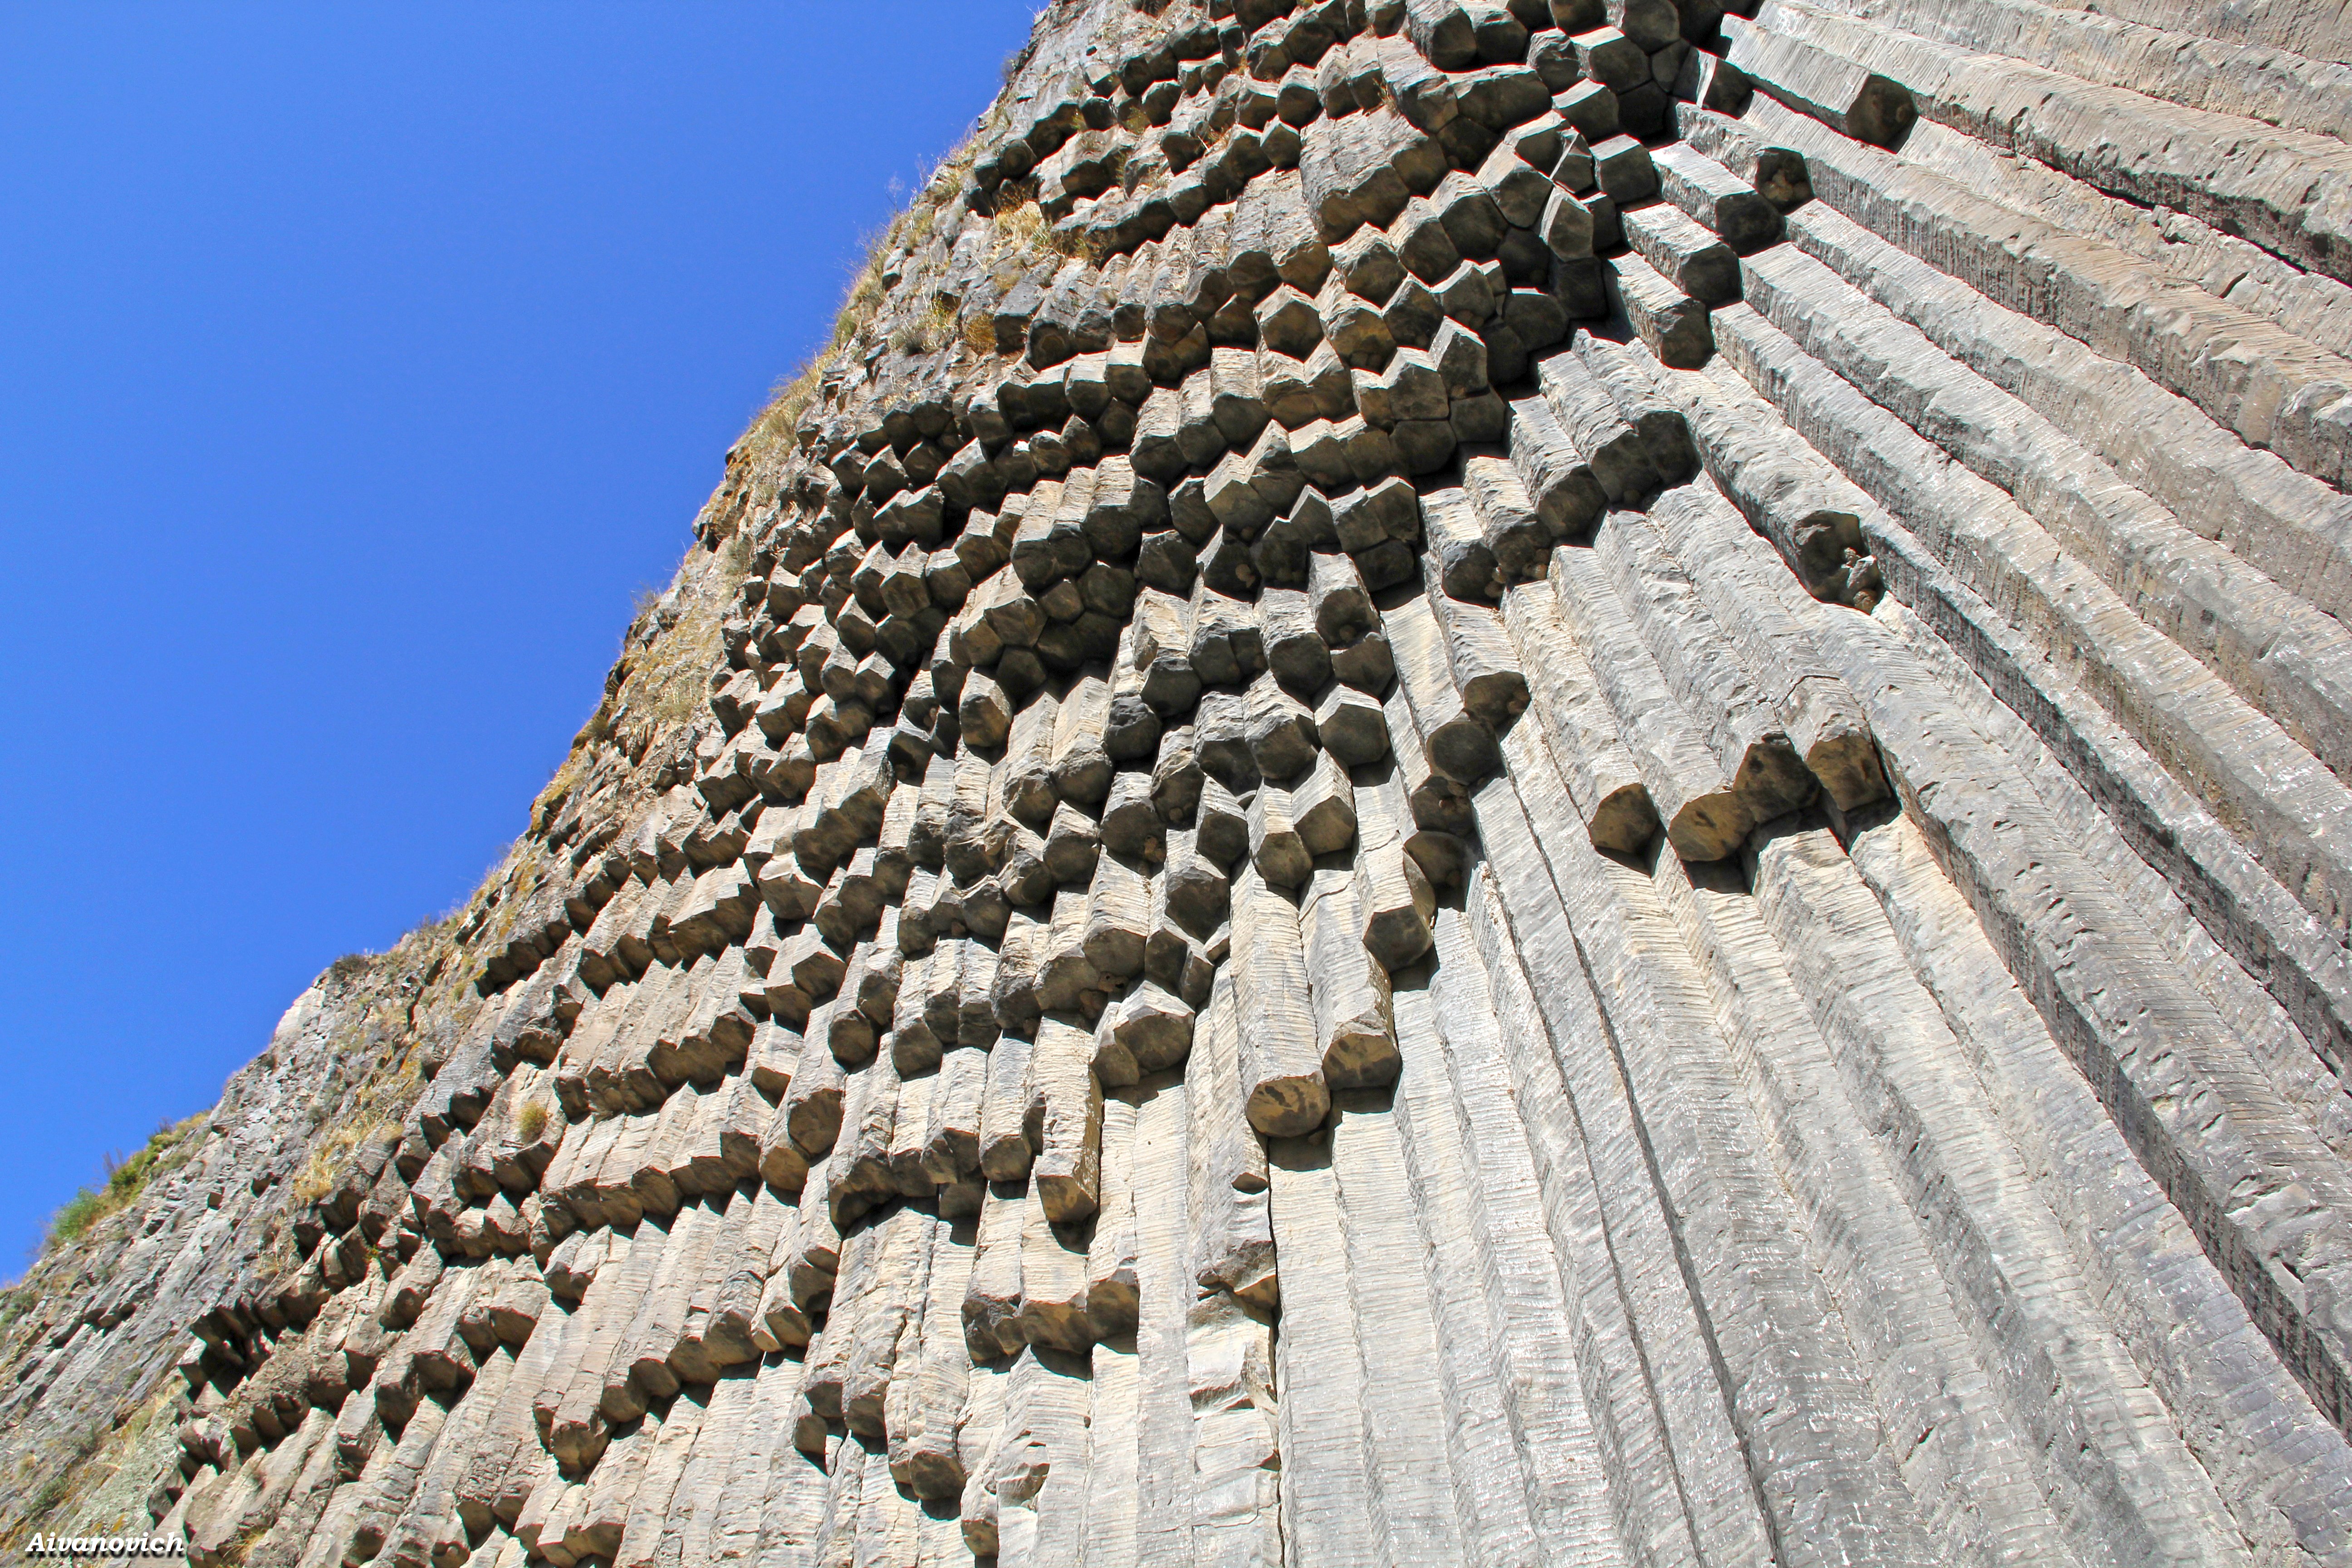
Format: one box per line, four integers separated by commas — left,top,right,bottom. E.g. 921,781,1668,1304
0,2,1041,1273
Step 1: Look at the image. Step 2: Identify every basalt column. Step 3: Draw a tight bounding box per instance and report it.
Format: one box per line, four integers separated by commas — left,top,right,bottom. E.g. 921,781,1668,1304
24,0,2352,1564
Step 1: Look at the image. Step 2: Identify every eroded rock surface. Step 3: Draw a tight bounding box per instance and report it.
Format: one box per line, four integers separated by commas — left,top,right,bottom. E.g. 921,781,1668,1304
12,0,2352,1562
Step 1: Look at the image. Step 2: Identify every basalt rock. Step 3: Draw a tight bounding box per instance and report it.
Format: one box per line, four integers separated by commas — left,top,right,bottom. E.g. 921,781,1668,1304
14,0,2352,1562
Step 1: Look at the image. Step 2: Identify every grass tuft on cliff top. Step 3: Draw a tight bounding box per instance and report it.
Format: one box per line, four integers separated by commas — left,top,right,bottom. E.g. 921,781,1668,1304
736,99,996,458
39,1115,203,1255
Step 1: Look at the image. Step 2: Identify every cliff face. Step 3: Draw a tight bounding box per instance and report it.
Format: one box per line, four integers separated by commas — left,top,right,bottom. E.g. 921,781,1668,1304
12,0,2352,1562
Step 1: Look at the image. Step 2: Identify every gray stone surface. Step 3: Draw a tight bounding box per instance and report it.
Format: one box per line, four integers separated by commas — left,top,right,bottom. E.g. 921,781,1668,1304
13,0,2352,1562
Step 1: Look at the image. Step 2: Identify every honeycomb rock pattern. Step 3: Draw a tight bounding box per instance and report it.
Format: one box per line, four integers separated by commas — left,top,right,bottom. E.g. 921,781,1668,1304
24,0,2352,1563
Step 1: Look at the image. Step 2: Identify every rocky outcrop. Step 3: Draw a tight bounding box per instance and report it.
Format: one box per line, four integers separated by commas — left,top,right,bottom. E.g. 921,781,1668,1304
10,0,2352,1562
0,928,478,1546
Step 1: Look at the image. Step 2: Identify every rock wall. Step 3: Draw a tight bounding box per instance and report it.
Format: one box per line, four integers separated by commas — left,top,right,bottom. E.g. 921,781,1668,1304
10,0,2352,1562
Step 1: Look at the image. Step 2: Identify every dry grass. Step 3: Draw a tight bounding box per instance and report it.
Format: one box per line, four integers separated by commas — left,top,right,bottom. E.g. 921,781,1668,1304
290,1115,379,1208
286,912,460,1208
222,1519,270,1568
735,124,990,460
1000,24,1042,89
516,1101,549,1142
39,1116,203,1254
992,176,1093,266
582,525,755,773
892,296,959,357
633,589,724,735
734,215,897,455
476,840,556,954
990,179,1045,253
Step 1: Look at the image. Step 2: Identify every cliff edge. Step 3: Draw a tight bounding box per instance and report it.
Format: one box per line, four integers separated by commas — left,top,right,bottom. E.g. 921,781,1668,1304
10,0,2352,1563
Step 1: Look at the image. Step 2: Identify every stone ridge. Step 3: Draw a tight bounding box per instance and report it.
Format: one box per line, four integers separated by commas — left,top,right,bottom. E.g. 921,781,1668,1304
10,0,2352,1563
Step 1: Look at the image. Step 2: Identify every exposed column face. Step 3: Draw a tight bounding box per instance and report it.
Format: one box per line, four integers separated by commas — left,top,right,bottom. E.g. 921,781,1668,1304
44,1,2352,1564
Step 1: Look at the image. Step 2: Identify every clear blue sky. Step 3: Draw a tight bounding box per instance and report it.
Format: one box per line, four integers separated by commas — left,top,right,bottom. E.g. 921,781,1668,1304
0,3,1039,1271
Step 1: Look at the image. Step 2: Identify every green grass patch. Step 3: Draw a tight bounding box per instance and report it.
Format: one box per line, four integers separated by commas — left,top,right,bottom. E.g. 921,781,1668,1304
40,1116,201,1254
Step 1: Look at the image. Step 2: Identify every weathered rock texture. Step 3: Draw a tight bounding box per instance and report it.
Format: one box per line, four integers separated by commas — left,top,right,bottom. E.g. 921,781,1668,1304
13,0,2352,1562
